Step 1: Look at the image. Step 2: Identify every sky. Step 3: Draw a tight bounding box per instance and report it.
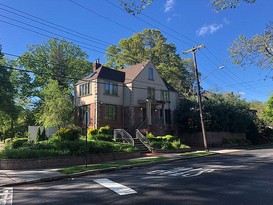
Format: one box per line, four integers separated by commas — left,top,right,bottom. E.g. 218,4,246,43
0,0,273,102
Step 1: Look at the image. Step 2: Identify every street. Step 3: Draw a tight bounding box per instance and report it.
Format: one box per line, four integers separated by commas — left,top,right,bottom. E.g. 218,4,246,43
6,148,273,205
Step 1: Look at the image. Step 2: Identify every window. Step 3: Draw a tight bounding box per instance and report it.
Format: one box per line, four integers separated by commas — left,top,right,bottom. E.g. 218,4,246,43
148,67,153,80
104,105,117,120
147,87,155,99
79,105,90,125
104,82,118,95
161,90,170,101
79,82,91,96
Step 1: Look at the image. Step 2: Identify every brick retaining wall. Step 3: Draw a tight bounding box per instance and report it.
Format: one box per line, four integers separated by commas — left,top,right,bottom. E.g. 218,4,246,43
0,152,141,170
180,132,246,147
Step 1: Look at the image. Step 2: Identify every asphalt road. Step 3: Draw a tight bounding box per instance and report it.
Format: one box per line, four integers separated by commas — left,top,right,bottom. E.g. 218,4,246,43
8,148,273,205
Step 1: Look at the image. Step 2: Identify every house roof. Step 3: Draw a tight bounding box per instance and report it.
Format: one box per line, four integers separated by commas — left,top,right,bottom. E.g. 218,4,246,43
163,79,177,92
77,60,178,93
78,65,125,84
96,66,125,82
122,60,150,84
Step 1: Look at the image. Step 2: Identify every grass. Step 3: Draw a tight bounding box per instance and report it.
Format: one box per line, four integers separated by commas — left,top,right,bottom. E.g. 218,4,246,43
181,151,215,158
59,157,168,174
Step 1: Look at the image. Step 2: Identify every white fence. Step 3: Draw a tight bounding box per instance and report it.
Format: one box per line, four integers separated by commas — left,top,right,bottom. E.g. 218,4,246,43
28,126,58,141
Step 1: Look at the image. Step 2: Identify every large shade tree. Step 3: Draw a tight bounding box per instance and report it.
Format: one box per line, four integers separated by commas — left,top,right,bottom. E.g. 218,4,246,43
229,23,273,69
18,38,91,127
105,29,195,94
19,38,91,92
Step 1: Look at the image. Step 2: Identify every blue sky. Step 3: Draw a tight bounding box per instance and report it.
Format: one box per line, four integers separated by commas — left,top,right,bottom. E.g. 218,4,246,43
0,0,272,102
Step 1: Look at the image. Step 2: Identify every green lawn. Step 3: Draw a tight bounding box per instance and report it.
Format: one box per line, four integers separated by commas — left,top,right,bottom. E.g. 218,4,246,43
59,157,168,175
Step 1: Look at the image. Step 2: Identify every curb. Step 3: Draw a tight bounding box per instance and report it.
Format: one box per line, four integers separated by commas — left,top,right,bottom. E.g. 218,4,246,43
0,152,219,188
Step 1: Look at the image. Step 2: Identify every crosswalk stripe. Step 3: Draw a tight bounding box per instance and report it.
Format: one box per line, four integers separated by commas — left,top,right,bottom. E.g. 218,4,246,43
94,178,137,196
0,187,13,205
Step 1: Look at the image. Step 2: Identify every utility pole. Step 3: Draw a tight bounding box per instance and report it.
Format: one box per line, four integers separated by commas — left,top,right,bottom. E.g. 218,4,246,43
183,44,208,151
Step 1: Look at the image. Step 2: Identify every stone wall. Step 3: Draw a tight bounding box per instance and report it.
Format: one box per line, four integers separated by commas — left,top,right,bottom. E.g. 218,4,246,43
180,132,246,147
0,152,141,170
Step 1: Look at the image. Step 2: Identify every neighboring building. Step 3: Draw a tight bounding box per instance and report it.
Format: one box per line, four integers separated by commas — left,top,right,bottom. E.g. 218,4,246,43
74,60,179,136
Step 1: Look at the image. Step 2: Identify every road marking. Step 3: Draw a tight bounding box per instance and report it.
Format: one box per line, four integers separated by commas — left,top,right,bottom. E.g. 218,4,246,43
147,167,214,178
93,178,137,196
0,187,13,205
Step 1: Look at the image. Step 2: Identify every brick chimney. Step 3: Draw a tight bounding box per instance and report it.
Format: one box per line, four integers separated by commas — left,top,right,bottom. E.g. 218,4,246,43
93,59,101,72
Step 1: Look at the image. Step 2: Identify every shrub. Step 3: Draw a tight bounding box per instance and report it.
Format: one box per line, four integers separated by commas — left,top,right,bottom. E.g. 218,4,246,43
55,126,81,141
91,134,113,142
87,128,98,136
98,125,111,135
11,138,28,149
35,127,42,142
0,147,70,159
150,141,164,149
41,127,47,140
148,134,189,150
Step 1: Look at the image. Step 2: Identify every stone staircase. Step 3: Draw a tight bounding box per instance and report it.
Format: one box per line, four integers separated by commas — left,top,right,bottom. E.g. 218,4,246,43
133,137,151,153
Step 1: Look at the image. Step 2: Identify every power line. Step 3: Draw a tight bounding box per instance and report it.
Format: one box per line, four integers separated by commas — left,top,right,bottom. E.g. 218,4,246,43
0,2,110,47
0,15,106,52
0,19,105,55
69,0,136,33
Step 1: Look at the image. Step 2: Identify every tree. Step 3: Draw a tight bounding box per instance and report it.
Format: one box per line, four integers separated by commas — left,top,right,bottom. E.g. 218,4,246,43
105,29,195,94
0,57,15,115
229,23,273,69
38,80,73,128
249,100,266,121
120,0,256,15
19,38,91,92
264,94,273,126
211,0,256,11
177,92,255,133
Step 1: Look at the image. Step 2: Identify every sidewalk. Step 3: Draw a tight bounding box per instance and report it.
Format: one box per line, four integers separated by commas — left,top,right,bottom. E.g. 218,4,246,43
0,149,240,187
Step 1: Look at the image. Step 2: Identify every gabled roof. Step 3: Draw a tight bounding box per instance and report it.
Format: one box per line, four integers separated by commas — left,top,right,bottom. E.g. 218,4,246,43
76,60,178,93
163,79,177,92
78,65,125,84
122,60,150,84
96,66,125,82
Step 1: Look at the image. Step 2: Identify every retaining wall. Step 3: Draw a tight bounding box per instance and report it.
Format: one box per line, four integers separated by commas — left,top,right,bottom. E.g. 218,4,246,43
180,132,246,147
0,152,141,170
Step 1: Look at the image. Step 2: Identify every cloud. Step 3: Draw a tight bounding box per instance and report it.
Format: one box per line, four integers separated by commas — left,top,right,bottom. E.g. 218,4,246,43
164,0,175,12
196,23,223,36
223,18,231,25
239,91,246,96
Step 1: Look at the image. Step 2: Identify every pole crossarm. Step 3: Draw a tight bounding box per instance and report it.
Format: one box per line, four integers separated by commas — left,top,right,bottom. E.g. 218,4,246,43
182,44,205,54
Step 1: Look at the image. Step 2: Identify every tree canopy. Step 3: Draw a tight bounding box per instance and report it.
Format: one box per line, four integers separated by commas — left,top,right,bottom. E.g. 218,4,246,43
229,23,273,69
38,80,73,128
120,0,256,15
105,29,195,94
264,94,273,126
19,38,91,92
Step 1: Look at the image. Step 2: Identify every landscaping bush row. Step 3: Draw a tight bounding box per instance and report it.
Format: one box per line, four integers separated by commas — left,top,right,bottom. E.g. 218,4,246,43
0,125,137,159
146,133,190,150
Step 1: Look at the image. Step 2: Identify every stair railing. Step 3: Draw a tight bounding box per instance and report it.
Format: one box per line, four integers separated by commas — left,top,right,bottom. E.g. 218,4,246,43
113,129,134,146
135,129,152,151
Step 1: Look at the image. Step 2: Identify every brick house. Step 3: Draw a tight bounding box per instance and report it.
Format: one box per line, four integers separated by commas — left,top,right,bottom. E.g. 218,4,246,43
74,60,179,136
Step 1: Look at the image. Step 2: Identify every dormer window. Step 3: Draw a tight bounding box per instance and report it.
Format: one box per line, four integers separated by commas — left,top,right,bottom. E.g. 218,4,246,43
148,67,153,80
